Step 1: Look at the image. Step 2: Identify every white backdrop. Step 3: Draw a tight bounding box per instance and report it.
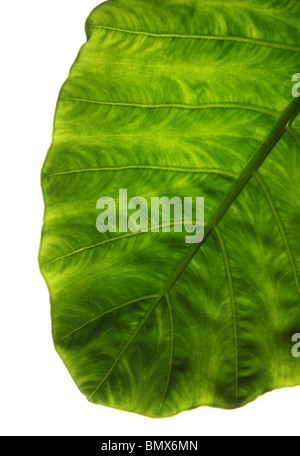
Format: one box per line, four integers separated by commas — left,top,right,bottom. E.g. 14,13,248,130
1,0,299,436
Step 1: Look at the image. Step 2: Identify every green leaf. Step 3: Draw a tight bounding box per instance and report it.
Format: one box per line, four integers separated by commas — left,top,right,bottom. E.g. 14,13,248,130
39,0,300,418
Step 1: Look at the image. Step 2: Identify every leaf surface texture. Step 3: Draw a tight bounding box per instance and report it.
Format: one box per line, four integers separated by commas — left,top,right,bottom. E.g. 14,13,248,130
39,0,300,417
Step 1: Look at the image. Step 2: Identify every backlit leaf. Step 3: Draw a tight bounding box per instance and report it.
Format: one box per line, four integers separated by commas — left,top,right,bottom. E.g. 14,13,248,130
39,0,300,417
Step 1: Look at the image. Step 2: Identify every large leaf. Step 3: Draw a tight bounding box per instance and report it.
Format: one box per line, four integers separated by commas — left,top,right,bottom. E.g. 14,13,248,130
39,0,300,418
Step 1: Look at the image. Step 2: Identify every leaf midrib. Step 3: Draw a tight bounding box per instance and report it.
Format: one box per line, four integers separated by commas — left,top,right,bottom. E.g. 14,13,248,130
87,96,300,402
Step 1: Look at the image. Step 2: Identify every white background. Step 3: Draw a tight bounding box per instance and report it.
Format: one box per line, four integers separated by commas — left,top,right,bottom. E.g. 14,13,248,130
1,0,300,437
